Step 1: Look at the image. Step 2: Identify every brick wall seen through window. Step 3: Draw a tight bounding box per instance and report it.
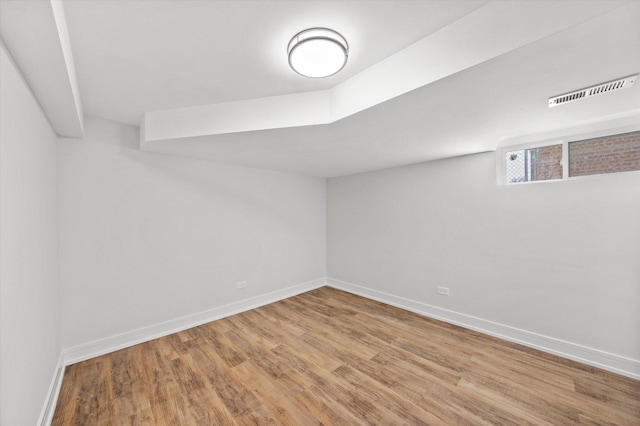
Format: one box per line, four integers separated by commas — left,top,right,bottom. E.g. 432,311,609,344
505,144,562,184
532,144,563,181
569,131,640,177
504,130,640,184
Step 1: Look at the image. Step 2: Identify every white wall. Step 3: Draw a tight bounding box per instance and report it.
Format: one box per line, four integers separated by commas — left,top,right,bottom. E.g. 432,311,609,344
59,116,326,349
327,152,640,372
0,42,61,425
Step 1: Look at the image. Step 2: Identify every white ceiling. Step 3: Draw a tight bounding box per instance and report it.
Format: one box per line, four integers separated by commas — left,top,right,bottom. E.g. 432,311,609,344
3,1,639,178
63,0,488,125
142,5,640,178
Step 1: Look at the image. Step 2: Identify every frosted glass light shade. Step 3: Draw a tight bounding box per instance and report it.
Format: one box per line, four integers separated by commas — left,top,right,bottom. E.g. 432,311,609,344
288,28,348,78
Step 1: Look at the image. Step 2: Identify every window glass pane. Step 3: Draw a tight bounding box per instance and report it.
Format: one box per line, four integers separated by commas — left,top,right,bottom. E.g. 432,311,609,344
505,144,562,184
569,131,640,177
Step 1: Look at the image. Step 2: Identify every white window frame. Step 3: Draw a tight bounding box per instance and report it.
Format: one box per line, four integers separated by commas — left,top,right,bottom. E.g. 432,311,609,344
497,116,640,185
498,139,565,185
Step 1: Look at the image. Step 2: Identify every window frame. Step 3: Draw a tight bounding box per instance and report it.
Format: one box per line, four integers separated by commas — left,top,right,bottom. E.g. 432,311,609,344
499,139,565,185
497,120,640,185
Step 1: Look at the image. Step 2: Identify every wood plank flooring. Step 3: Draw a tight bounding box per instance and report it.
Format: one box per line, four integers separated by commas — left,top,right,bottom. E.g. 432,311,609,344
52,287,640,425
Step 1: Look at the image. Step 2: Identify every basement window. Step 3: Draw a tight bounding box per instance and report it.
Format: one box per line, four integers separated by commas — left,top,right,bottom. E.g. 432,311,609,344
505,144,563,184
498,127,640,185
568,131,640,177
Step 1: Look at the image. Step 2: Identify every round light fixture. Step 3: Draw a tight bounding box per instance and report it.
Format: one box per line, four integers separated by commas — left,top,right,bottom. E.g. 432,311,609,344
287,28,348,78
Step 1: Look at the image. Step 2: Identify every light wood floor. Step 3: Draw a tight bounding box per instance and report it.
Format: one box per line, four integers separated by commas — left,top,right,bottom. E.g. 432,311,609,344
52,287,640,425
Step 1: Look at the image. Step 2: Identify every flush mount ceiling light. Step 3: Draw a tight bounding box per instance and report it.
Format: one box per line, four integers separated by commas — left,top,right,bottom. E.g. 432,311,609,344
287,28,348,78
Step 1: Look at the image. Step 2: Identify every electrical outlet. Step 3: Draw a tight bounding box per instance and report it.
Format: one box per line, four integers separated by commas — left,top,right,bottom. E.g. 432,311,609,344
436,286,450,296
237,281,247,289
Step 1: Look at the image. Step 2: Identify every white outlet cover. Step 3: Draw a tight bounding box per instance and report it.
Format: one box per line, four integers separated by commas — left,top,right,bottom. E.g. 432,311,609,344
437,286,450,296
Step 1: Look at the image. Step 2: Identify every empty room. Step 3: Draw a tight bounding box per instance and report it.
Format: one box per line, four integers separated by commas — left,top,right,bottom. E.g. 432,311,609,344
1,0,640,424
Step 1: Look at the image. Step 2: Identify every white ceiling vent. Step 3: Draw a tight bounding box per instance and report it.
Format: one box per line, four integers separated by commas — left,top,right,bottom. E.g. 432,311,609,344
548,74,638,108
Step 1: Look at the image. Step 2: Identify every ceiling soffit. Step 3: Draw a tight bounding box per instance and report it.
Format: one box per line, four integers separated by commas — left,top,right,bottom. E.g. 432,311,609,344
141,1,628,145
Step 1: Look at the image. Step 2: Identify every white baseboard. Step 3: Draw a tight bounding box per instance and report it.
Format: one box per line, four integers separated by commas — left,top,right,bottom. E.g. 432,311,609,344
62,278,326,366
327,277,640,380
38,352,65,426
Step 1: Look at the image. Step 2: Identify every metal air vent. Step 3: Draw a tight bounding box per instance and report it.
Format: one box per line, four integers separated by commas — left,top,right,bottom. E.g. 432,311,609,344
549,74,637,108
